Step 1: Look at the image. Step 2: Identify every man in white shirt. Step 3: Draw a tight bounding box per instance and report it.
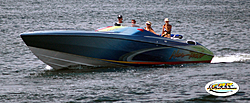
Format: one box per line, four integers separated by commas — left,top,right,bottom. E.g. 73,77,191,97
131,19,139,27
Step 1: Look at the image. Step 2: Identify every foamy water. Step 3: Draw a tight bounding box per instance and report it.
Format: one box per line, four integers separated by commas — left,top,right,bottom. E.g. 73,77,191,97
211,53,250,63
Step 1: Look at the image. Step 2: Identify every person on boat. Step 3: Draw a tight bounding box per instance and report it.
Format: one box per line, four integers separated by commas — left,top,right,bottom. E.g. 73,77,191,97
144,21,159,36
161,18,172,38
114,15,123,26
131,19,139,27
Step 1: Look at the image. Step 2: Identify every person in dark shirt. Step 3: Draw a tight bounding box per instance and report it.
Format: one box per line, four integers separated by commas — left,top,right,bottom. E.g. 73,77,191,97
114,15,123,26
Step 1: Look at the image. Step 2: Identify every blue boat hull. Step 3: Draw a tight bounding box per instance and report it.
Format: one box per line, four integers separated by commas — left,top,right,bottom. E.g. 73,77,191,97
20,28,214,69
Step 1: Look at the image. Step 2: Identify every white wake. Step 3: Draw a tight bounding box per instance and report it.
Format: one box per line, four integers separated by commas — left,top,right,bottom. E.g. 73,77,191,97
211,53,250,63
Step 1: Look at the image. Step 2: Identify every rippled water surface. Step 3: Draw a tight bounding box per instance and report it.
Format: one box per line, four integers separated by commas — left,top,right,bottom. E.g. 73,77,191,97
0,0,250,102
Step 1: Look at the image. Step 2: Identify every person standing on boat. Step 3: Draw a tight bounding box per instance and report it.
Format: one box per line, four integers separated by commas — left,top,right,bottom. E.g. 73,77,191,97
144,21,159,36
114,15,123,26
161,18,172,38
131,19,139,27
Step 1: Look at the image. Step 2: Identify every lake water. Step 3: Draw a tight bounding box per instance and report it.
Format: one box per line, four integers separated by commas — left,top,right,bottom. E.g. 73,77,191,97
0,0,250,102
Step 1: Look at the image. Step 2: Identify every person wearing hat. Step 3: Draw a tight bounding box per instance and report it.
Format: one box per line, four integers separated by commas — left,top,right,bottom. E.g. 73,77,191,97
144,21,158,35
114,15,123,26
161,18,172,38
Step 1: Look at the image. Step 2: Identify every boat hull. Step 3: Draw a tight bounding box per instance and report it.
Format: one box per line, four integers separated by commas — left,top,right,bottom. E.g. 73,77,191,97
21,30,214,69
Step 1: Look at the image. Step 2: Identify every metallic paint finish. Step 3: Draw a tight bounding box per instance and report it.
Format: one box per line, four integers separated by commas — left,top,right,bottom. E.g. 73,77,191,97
20,27,214,69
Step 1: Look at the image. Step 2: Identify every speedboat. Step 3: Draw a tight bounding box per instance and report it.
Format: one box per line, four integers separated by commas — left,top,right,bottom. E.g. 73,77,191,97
20,26,214,69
